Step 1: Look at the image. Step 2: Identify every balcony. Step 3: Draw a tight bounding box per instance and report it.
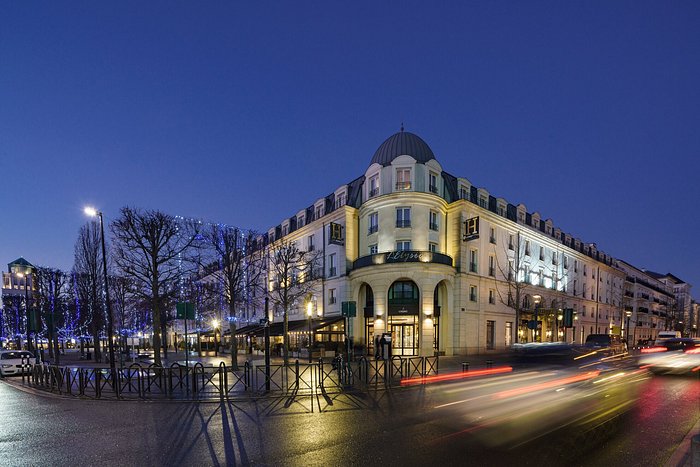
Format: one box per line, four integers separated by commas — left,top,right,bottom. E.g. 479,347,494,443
429,222,439,231
351,251,453,271
396,220,411,228
395,182,411,191
429,184,438,194
369,188,379,198
368,225,378,235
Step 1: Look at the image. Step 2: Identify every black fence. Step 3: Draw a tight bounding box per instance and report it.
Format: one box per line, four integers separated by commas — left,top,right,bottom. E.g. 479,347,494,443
20,355,439,401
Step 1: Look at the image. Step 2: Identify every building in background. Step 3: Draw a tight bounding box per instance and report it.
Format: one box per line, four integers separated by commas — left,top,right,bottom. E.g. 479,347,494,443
1,257,36,348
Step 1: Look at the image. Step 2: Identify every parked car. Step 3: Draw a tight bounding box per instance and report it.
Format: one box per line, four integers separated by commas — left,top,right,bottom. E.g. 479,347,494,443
584,334,627,357
638,338,700,375
0,350,34,376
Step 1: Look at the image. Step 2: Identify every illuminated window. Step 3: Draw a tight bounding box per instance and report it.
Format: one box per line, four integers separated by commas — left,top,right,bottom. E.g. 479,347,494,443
368,174,380,198
429,242,437,253
396,168,411,190
368,212,378,234
396,240,411,251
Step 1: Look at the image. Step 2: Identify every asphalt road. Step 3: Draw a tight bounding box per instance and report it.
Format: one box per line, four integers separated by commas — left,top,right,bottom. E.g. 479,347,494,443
1,366,698,467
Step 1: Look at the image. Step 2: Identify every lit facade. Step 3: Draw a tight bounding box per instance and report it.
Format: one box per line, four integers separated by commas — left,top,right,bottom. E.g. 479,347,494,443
242,130,644,356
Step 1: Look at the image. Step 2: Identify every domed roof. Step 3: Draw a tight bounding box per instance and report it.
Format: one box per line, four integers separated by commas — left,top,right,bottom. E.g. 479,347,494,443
370,130,436,166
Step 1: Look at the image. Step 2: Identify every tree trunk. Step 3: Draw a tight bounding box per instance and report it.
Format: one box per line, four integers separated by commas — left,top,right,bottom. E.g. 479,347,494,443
229,301,239,370
152,301,162,366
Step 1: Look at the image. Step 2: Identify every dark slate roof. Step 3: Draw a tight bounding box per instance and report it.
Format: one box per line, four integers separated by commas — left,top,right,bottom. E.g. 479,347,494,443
8,257,33,270
370,131,436,166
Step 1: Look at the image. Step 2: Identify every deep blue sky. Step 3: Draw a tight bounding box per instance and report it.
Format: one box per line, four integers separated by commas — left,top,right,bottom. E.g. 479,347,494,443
2,2,699,292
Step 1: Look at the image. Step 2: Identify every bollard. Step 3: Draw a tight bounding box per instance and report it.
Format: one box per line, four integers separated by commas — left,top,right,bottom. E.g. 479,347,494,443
486,360,493,369
691,433,700,467
462,361,469,372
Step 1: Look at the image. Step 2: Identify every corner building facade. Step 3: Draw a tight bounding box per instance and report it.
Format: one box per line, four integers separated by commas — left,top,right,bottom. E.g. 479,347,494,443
255,131,629,356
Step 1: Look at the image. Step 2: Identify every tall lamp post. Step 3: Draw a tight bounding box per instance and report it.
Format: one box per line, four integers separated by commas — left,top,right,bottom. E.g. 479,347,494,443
625,310,632,350
16,272,31,353
533,295,542,343
84,207,116,377
306,299,313,363
212,319,219,357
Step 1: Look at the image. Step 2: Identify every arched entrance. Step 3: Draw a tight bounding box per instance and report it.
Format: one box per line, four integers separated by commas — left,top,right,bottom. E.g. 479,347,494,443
388,280,419,356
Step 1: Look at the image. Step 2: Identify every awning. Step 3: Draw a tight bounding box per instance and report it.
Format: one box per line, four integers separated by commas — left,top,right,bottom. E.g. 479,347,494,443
234,317,345,337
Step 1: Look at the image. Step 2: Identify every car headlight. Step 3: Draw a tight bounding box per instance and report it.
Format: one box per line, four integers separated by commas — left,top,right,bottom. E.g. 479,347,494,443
1,364,12,368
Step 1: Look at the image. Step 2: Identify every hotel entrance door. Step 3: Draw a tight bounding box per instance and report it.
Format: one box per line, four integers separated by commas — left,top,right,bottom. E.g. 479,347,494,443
389,318,417,356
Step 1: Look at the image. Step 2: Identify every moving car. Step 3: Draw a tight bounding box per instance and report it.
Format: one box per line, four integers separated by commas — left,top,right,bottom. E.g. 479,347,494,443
638,338,700,374
0,350,34,376
584,333,627,357
654,331,682,345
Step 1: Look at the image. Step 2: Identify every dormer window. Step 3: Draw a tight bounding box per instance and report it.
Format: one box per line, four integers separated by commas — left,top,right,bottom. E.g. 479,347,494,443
429,172,438,194
460,186,469,200
368,174,379,198
298,215,305,228
336,193,346,208
315,205,323,219
396,168,411,190
479,196,487,208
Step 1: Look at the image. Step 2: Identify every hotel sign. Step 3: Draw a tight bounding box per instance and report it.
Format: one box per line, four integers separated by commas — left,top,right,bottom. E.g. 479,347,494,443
463,216,479,241
385,251,426,263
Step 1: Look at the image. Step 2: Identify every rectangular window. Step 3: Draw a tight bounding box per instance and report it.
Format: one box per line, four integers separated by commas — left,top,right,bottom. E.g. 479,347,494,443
508,260,514,281
583,264,587,276
563,255,568,268
396,207,411,228
488,255,495,277
539,268,544,286
539,246,544,261
298,215,305,228
470,285,478,302
328,253,337,277
308,235,315,251
489,289,495,305
315,205,323,219
282,225,288,236
429,211,439,231
429,242,437,253
479,196,487,208
369,244,378,255
498,205,506,216
486,320,495,350
336,193,346,208
508,234,514,250
368,212,378,234
396,168,411,190
329,288,337,305
505,322,513,347
469,249,478,273
552,252,558,265
396,240,411,251
489,227,496,244
525,240,531,256
460,187,468,199
369,174,379,198
429,172,438,193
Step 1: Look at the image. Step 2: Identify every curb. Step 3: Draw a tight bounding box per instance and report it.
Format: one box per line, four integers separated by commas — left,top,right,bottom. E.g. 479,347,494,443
665,416,700,467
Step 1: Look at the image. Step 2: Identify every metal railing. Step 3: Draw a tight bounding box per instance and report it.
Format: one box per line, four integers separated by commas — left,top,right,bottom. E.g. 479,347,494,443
20,355,440,401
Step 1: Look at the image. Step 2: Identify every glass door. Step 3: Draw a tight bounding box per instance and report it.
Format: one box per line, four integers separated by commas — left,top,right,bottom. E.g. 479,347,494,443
389,319,418,356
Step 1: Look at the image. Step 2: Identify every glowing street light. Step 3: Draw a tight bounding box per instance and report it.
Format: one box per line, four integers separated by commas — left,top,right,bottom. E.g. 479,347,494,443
84,206,117,381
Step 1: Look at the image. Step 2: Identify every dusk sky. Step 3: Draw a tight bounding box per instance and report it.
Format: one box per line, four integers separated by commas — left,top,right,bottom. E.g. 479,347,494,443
1,2,699,291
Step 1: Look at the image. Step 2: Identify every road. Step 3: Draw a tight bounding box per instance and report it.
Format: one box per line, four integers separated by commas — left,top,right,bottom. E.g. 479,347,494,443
0,365,698,466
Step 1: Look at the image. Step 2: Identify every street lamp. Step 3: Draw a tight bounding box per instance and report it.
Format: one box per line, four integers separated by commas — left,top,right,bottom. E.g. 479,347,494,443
84,206,116,378
533,295,541,343
306,299,313,363
16,272,31,353
625,310,632,349
212,319,219,356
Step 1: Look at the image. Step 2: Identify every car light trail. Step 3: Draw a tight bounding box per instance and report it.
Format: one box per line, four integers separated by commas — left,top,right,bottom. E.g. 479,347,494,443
400,366,513,386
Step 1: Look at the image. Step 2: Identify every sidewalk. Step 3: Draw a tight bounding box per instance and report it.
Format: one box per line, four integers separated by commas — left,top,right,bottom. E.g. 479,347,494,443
665,417,700,467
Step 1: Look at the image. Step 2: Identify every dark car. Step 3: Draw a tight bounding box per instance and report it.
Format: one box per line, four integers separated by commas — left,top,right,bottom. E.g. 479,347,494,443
584,334,627,357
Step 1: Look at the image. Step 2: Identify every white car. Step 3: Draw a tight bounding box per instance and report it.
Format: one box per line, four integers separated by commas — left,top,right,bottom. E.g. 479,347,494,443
0,350,34,376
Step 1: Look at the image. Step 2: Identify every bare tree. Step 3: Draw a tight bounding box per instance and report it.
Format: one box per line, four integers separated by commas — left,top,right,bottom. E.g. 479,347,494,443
267,238,322,365
34,267,69,363
73,221,105,362
200,225,264,369
110,207,201,366
110,274,136,355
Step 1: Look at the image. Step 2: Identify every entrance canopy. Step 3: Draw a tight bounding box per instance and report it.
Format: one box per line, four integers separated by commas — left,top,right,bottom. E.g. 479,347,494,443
234,317,345,337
